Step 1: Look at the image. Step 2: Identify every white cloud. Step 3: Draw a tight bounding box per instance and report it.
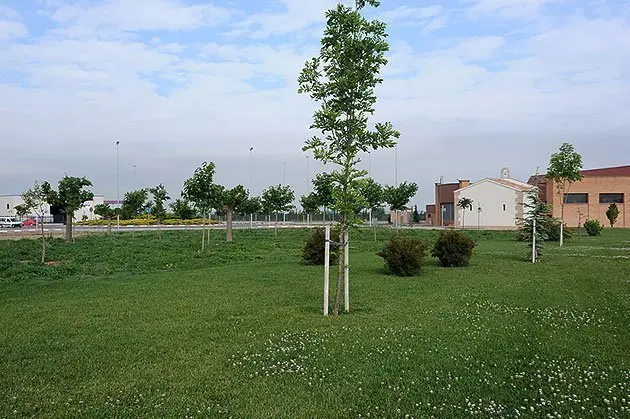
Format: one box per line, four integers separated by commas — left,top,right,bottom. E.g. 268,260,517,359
0,20,27,41
379,5,442,22
463,0,564,19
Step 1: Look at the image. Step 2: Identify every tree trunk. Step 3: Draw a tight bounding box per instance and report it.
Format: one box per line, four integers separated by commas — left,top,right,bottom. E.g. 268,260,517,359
226,207,233,242
40,219,46,263
201,214,205,252
65,211,73,242
344,227,349,313
107,217,112,235
333,229,343,316
462,210,465,229
275,213,278,237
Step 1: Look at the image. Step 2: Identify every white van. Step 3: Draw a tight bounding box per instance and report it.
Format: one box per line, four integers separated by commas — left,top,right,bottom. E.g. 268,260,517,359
0,217,23,228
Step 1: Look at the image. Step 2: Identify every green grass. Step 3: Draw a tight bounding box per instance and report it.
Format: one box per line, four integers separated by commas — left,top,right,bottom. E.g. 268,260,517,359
1,228,629,418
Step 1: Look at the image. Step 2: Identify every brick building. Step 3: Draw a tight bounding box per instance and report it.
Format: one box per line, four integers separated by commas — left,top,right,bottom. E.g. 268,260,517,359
434,180,470,226
528,165,630,228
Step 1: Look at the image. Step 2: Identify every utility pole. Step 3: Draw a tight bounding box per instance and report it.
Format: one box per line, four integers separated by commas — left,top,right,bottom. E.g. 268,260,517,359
282,161,287,223
116,140,120,231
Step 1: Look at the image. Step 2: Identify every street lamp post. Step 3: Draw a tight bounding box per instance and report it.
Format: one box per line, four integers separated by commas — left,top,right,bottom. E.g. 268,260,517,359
249,147,254,230
116,140,120,231
441,205,446,227
282,161,287,223
133,164,136,189
306,156,310,226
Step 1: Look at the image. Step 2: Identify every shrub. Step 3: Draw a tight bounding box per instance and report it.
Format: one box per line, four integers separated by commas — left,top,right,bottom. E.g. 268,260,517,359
583,219,603,236
302,227,339,265
376,234,427,276
431,231,475,267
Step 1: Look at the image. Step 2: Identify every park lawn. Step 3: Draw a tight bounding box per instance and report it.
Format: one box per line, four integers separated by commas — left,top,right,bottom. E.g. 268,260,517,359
1,228,629,418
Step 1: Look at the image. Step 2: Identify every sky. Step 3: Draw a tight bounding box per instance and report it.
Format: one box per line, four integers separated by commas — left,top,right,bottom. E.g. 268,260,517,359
1,0,629,208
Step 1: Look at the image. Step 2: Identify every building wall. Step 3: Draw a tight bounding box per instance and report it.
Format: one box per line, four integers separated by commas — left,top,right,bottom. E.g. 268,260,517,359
0,195,104,221
547,176,629,227
454,181,523,228
435,181,468,226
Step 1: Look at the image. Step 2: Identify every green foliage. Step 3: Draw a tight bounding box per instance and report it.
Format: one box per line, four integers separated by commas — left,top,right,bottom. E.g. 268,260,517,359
149,184,170,222
584,219,603,236
94,204,115,219
238,196,262,216
376,234,426,276
169,199,196,220
457,197,473,211
311,173,335,210
20,181,49,217
547,142,584,214
219,185,248,212
431,231,476,267
182,161,218,215
546,219,572,242
383,182,418,211
412,205,420,224
606,204,619,228
302,227,339,266
300,192,320,215
46,176,94,214
358,177,383,212
120,189,149,220
261,185,295,215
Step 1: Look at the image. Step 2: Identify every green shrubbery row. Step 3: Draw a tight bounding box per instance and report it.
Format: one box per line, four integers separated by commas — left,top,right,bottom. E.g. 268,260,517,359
77,218,218,226
303,229,476,277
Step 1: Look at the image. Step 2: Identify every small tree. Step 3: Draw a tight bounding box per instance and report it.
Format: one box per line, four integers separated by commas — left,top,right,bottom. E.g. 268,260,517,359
383,182,418,229
300,192,321,225
261,185,295,236
547,142,584,246
20,181,50,262
170,198,196,220
182,162,217,252
149,184,170,225
218,185,248,242
412,205,420,224
359,177,383,226
94,203,116,235
457,197,474,229
521,188,551,262
45,176,94,242
120,189,149,220
312,172,335,222
606,203,619,228
238,196,262,231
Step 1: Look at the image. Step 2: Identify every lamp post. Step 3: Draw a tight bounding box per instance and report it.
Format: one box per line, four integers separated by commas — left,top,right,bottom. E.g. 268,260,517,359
249,147,254,230
441,205,446,227
133,164,136,189
116,140,120,231
306,156,310,226
282,161,287,223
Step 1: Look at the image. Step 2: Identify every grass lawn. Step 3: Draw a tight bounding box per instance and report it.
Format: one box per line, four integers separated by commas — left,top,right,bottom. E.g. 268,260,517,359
1,228,629,418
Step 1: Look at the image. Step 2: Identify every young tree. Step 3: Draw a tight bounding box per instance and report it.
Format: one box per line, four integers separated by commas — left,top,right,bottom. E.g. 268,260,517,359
218,185,248,242
457,197,474,229
238,196,262,231
170,198,196,220
261,185,295,236
383,182,418,229
20,181,51,262
120,189,149,220
300,192,321,225
149,184,170,225
182,162,217,252
94,203,116,235
606,203,619,228
312,172,335,222
522,188,551,262
547,142,584,246
45,176,94,242
298,0,398,315
412,205,420,224
358,177,383,226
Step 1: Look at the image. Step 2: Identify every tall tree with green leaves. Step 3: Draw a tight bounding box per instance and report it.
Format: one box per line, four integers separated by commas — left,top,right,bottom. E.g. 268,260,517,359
300,192,321,225
261,185,295,236
358,177,383,226
20,181,51,262
298,0,398,315
547,142,584,246
120,189,149,220
412,205,420,224
457,197,474,229
149,184,170,225
606,203,619,228
312,172,335,222
182,162,218,252
45,176,94,242
217,185,249,242
170,198,196,220
94,203,116,235
239,196,262,231
383,182,418,229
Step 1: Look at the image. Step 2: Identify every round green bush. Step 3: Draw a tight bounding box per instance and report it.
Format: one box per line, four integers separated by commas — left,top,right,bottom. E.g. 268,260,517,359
302,227,339,265
431,230,476,267
583,219,603,236
376,234,427,277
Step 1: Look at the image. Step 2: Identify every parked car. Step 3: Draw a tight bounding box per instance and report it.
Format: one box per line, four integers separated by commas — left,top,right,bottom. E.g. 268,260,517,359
0,217,24,228
23,218,37,226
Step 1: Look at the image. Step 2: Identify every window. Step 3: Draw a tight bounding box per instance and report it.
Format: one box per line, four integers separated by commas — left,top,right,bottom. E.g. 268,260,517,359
502,204,506,211
6,204,8,210
564,193,588,204
599,193,624,204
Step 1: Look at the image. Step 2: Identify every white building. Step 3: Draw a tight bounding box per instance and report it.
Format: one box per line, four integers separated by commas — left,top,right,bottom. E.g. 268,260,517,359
453,168,534,229
0,194,105,222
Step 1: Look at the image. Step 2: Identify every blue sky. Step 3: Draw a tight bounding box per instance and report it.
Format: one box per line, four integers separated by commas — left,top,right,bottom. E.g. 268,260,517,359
1,0,629,205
